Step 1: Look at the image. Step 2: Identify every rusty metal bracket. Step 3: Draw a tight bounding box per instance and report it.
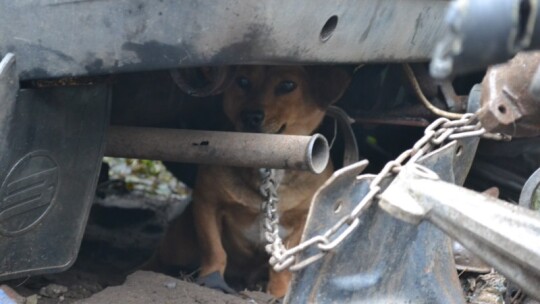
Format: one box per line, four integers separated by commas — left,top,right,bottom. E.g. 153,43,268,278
478,52,540,138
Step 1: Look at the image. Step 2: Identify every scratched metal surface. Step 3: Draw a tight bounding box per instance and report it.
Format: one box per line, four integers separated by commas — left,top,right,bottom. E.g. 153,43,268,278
0,0,449,80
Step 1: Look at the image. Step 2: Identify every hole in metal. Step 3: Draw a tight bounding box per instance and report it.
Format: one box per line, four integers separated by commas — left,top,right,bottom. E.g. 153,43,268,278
320,15,338,42
456,145,463,156
334,200,343,213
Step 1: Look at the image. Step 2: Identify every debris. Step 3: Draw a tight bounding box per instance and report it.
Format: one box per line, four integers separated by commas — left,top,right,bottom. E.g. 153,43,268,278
466,272,506,304
164,281,177,289
25,295,38,304
66,282,103,299
103,158,190,202
39,283,69,298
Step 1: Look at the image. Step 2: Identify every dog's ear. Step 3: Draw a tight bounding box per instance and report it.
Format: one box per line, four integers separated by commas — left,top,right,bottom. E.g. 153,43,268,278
306,66,351,108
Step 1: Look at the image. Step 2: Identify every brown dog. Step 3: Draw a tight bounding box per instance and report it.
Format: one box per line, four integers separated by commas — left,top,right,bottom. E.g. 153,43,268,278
146,66,350,297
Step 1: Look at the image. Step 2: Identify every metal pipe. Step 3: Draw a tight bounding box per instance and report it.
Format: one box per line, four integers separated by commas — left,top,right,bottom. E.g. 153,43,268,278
105,126,330,173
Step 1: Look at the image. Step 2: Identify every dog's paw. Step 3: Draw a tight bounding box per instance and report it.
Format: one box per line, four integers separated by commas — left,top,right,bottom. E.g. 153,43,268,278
197,271,236,294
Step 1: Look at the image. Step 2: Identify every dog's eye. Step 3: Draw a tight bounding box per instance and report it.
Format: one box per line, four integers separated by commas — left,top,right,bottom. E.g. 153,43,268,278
236,77,251,90
276,81,297,95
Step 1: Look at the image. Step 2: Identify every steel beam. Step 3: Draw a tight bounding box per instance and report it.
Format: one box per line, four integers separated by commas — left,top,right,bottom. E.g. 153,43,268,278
0,0,448,80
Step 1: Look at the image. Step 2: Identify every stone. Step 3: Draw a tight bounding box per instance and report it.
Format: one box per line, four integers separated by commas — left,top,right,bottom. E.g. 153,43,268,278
39,283,69,298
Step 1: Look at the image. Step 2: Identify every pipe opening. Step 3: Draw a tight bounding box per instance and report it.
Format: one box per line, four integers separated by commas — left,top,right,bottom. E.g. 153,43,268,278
308,134,330,174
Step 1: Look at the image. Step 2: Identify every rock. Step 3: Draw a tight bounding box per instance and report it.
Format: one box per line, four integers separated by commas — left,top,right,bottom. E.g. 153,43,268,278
164,281,177,289
25,295,39,304
0,285,25,304
39,283,69,298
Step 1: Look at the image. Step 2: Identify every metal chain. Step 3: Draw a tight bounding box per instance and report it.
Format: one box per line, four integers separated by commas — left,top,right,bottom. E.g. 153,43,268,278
259,113,510,273
258,168,296,269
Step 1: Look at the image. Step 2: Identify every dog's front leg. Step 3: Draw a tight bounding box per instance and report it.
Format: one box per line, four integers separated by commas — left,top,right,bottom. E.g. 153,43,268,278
266,219,305,298
268,268,292,298
193,197,235,294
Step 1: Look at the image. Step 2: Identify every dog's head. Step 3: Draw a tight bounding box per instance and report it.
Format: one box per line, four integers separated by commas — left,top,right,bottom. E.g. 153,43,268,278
223,66,350,135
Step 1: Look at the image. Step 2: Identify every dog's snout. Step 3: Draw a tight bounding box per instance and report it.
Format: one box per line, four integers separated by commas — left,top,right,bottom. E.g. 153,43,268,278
241,110,265,130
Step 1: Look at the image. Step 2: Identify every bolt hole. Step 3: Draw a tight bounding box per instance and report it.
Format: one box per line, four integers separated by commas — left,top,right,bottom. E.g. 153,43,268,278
333,200,343,213
456,145,463,156
320,15,338,42
498,105,507,114
412,164,439,180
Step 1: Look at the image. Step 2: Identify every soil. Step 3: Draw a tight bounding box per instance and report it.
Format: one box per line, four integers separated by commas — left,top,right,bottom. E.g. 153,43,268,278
79,271,273,304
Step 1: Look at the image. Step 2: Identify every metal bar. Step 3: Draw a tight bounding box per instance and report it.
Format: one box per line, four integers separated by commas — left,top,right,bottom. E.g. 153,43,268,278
105,126,330,173
0,54,18,151
380,164,540,301
0,0,448,80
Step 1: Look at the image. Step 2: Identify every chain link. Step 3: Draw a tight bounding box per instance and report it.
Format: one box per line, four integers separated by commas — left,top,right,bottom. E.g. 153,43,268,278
259,113,509,272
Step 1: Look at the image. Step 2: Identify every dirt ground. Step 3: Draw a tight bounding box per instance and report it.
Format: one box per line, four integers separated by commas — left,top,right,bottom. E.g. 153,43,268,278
79,271,273,304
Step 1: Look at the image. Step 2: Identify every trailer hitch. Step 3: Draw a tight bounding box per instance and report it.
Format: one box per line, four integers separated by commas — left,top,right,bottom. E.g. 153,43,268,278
380,164,540,301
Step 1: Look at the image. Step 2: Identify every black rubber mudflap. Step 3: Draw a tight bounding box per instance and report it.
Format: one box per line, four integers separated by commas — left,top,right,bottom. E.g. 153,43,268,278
0,54,110,280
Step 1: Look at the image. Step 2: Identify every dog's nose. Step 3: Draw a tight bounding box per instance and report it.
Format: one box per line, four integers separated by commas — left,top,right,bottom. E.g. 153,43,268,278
241,110,265,130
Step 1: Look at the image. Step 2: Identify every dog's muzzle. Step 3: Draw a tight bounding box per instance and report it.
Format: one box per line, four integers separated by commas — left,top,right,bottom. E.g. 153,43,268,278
241,110,265,132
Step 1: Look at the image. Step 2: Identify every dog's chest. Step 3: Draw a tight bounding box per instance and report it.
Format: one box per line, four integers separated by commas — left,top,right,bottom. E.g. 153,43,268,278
241,213,291,247
221,168,315,247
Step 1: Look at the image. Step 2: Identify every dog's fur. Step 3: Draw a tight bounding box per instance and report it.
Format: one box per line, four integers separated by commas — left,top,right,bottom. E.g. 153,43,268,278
145,66,350,297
